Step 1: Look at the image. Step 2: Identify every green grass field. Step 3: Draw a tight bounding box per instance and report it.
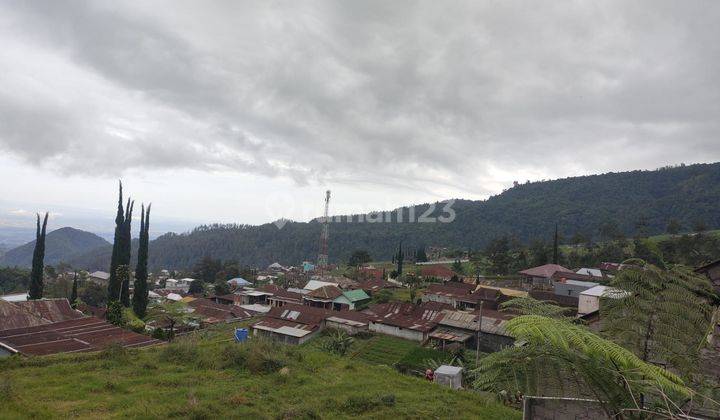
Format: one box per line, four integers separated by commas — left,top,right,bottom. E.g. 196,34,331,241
0,322,519,419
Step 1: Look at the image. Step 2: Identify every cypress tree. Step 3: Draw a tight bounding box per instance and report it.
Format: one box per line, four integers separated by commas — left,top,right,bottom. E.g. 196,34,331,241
120,199,134,307
70,271,78,309
396,241,404,276
28,212,49,300
133,204,151,318
552,223,559,265
108,181,125,302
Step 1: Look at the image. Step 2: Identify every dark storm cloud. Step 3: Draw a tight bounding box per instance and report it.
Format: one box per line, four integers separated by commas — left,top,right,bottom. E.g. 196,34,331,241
0,0,719,195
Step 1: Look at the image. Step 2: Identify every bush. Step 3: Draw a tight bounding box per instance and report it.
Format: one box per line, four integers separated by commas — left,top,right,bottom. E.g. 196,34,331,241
100,343,130,361
218,344,247,369
152,328,167,340
274,407,320,419
342,395,378,414
380,394,396,407
0,376,14,401
163,339,199,364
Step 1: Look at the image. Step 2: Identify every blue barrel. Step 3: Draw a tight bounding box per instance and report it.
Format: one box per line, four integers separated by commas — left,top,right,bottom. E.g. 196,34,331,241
234,328,248,342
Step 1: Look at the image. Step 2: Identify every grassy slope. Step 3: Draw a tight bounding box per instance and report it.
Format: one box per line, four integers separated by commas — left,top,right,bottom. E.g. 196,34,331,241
0,323,519,419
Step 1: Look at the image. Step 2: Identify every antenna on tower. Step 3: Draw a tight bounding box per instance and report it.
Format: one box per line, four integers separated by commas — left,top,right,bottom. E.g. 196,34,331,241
317,190,331,273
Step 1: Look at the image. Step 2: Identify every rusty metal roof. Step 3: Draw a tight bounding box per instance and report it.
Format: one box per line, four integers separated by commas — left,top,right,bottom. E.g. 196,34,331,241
0,317,162,356
0,300,51,331
14,299,84,323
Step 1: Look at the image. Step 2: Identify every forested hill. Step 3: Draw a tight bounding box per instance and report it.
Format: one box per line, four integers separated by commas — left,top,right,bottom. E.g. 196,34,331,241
0,227,110,268
71,162,720,271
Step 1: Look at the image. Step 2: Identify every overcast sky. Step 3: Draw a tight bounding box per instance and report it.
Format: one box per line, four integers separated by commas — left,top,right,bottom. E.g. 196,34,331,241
1,0,719,233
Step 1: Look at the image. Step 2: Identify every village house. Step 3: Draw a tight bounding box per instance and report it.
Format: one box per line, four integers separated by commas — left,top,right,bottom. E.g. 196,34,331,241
363,301,451,342
421,282,475,307
267,288,304,307
87,270,110,285
357,278,395,295
250,304,325,345
529,290,579,309
419,265,457,282
301,285,369,310
227,277,252,289
325,310,371,335
551,271,601,298
577,285,626,316
187,298,256,325
519,264,574,289
428,308,515,353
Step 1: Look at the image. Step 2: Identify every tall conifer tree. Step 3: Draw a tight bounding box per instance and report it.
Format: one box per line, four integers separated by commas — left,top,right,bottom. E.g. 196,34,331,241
108,181,125,301
396,241,404,276
120,199,134,307
28,212,49,300
133,204,151,318
70,271,78,309
552,223,559,264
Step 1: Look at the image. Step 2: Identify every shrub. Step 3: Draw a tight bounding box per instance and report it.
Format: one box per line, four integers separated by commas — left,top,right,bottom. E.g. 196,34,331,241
342,395,378,414
218,344,247,369
100,343,130,361
320,329,354,356
152,328,167,340
163,339,199,364
274,407,320,419
0,376,14,401
380,394,396,407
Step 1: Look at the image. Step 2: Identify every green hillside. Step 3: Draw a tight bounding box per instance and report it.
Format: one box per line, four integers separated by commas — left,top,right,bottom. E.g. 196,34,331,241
0,323,518,419
68,162,720,270
0,227,109,268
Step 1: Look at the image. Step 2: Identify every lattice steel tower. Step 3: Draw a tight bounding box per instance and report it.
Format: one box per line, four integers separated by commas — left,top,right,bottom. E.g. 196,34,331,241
317,190,331,268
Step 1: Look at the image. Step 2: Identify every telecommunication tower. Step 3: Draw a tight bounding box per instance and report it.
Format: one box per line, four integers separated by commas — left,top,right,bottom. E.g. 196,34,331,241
317,190,331,269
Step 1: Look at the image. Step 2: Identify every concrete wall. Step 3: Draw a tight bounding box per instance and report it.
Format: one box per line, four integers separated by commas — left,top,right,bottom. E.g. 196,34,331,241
369,322,424,342
523,397,606,419
553,282,594,298
325,320,367,335
578,295,599,315
421,294,455,307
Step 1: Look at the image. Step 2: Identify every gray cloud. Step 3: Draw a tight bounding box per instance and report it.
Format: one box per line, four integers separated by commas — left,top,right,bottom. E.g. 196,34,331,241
0,0,719,197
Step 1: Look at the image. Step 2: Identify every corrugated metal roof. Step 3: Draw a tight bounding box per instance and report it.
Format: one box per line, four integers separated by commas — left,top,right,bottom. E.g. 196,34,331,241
0,317,162,356
14,299,84,323
0,300,51,330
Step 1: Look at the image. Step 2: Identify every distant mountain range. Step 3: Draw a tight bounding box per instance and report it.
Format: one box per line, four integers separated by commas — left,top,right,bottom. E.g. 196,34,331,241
0,227,110,268
43,162,719,272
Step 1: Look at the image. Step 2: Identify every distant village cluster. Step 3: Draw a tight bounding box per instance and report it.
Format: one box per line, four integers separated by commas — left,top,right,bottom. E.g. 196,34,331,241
3,255,705,359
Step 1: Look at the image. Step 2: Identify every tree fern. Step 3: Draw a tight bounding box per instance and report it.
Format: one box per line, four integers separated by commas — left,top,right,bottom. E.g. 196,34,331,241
601,260,714,378
500,296,574,319
473,315,692,417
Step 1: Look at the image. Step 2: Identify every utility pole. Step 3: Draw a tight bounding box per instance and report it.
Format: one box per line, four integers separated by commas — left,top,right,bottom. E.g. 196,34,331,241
476,300,484,366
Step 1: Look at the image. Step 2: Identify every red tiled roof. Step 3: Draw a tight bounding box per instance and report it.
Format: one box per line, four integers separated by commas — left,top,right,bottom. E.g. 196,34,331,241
519,264,573,279
0,317,162,356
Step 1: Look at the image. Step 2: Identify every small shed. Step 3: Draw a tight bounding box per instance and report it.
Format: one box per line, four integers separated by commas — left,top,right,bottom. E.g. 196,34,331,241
434,365,463,389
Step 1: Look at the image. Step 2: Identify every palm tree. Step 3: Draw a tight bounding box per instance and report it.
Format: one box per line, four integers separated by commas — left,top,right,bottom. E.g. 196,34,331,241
473,315,691,418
